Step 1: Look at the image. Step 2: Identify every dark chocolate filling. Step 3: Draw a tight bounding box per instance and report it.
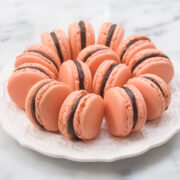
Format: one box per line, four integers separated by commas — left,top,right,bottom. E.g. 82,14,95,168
67,95,85,140
79,20,86,49
26,50,59,71
106,24,116,47
73,61,84,89
14,66,49,77
83,48,107,62
50,31,64,63
122,86,138,128
142,76,165,98
100,64,117,97
31,81,51,130
132,53,169,72
120,37,149,62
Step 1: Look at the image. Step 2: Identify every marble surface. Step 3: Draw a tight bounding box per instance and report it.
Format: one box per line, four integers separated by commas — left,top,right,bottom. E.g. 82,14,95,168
0,0,180,179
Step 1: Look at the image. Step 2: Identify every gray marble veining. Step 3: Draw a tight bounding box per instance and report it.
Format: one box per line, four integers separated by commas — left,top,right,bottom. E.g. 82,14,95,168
0,0,180,179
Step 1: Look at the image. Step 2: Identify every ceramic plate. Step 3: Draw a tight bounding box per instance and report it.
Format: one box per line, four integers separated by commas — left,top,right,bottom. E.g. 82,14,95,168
0,61,180,162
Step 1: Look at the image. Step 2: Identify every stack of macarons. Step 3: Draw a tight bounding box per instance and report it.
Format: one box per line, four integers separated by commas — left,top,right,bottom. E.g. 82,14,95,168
7,20,174,140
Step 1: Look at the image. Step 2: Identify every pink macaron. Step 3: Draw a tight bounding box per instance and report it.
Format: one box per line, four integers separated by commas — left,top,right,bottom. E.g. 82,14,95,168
59,60,92,92
8,63,54,109
97,22,124,51
116,34,156,64
92,60,131,97
77,44,120,77
128,48,174,83
68,20,95,59
58,90,104,140
15,44,60,78
25,79,72,132
41,29,71,64
128,74,171,120
104,84,147,136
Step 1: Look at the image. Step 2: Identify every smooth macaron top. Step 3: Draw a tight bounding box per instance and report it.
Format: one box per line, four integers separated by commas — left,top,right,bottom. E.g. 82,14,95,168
97,22,124,51
77,44,120,77
59,60,92,92
41,28,71,64
104,84,147,136
59,90,104,140
116,34,155,64
92,60,131,97
8,63,53,109
128,73,171,120
68,20,95,59
25,79,72,132
128,48,174,83
15,44,60,78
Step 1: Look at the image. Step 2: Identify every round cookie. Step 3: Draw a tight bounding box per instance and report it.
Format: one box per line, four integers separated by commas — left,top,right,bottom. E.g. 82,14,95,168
41,29,71,64
116,34,155,64
127,74,171,120
8,63,54,109
128,48,174,83
68,20,95,59
59,60,92,92
97,22,124,51
93,60,131,97
104,85,147,136
58,90,104,140
77,45,120,77
25,79,72,132
15,44,60,78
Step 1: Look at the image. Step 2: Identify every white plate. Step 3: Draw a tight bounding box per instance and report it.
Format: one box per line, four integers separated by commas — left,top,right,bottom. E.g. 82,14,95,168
0,61,180,162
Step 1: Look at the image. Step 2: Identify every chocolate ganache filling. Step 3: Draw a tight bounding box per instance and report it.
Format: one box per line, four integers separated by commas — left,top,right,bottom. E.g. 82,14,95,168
100,63,117,97
73,61,84,89
122,86,138,128
106,24,116,47
79,20,86,49
50,31,64,63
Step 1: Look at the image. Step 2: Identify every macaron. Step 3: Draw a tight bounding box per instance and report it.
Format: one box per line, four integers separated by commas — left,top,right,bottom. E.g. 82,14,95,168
68,20,95,59
97,22,124,51
41,29,71,64
128,48,174,83
92,60,131,97
116,34,155,64
58,90,104,140
25,79,72,132
128,74,171,120
15,44,60,78
8,63,54,109
77,45,120,77
59,60,92,92
104,85,147,137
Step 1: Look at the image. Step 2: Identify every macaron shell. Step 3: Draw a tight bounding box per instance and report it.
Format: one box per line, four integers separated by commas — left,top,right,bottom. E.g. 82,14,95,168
58,90,88,139
59,60,79,91
24,44,60,68
25,79,53,129
132,57,174,84
36,81,72,132
84,21,95,48
124,41,155,65
128,77,166,120
124,84,147,132
73,94,104,140
104,87,133,136
15,53,58,78
8,66,50,109
104,64,131,93
92,60,116,94
68,22,81,59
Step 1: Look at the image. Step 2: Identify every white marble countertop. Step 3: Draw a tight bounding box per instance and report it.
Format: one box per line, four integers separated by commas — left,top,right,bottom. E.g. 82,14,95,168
0,0,180,179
